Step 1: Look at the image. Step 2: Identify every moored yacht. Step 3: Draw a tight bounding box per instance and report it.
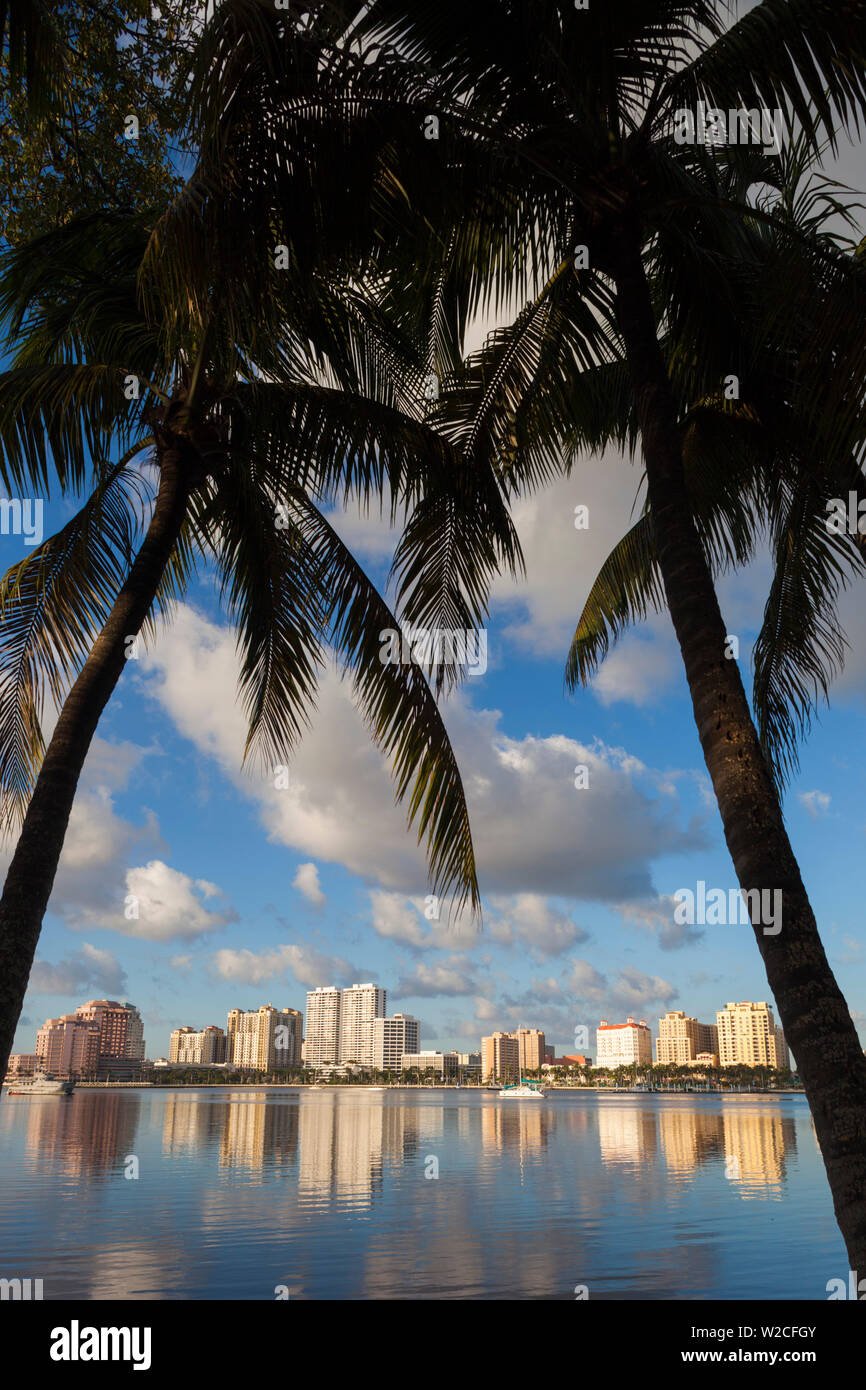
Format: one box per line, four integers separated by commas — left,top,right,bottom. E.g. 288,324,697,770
6,1072,75,1096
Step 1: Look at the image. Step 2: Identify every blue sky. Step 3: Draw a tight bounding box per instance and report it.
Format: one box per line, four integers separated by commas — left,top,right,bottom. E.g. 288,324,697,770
7,435,866,1065
4,74,866,1067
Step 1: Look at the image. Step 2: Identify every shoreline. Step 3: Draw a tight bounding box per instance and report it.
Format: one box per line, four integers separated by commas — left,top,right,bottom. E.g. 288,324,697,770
61,1081,807,1095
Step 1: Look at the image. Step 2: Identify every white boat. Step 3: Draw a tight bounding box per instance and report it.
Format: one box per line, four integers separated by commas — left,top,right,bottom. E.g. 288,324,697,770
6,1072,74,1096
499,1080,545,1099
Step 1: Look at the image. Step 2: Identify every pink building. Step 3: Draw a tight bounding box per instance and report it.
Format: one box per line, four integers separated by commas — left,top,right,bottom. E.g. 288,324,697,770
36,1016,100,1077
5,1053,39,1077
73,1000,145,1066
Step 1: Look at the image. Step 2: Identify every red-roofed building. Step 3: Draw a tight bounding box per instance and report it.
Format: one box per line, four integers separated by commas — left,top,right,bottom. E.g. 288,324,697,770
596,1017,652,1068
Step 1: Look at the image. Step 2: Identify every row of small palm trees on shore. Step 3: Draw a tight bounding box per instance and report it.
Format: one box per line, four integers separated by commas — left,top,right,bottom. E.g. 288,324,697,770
1,0,866,1263
140,1064,799,1090
146,1068,469,1087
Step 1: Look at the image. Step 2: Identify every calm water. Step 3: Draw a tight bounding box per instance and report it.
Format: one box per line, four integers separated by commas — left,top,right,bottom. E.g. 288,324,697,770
0,1087,845,1300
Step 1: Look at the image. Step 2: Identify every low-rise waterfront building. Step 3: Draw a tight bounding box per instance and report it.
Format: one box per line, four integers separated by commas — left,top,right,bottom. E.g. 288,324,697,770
5,1053,40,1077
401,1050,459,1078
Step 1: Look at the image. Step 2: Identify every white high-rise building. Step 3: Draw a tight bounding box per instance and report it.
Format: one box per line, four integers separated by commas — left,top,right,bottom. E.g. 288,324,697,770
305,987,342,1067
370,1014,419,1071
339,983,387,1066
596,1017,653,1068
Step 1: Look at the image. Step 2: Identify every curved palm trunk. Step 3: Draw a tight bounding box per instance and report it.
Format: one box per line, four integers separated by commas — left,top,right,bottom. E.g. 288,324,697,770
614,237,866,1273
0,447,193,1089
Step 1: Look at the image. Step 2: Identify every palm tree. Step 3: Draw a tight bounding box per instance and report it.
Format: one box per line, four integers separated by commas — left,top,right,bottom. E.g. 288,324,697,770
569,139,866,793
349,0,866,1266
0,156,520,1082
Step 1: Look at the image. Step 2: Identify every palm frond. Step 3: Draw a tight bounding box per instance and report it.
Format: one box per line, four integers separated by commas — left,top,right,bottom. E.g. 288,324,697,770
753,473,859,788
287,488,481,915
208,460,327,768
0,449,150,827
669,0,866,152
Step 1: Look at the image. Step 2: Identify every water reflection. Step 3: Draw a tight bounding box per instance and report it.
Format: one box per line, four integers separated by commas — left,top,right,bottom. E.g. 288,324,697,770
597,1104,658,1165
0,1089,834,1299
4,1090,800,1197
20,1091,141,1177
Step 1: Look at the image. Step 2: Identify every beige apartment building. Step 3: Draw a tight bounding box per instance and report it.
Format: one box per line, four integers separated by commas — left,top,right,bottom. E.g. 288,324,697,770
226,1005,302,1070
514,1028,546,1072
169,1024,227,1065
655,1010,719,1065
716,1001,788,1067
481,1031,520,1082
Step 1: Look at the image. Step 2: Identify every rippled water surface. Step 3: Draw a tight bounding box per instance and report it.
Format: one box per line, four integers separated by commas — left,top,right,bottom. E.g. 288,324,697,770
0,1087,844,1299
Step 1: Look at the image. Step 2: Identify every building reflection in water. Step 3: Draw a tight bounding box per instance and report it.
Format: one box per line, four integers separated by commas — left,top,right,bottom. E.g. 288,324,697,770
160,1092,560,1209
721,1106,797,1195
479,1103,551,1153
162,1095,226,1154
658,1106,726,1173
220,1098,299,1177
652,1101,796,1193
30,1091,799,1207
22,1092,141,1177
297,1095,439,1207
596,1104,659,1165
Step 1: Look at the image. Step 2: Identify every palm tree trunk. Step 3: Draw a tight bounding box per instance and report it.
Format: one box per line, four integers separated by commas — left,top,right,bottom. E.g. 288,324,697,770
613,235,866,1273
0,446,193,1089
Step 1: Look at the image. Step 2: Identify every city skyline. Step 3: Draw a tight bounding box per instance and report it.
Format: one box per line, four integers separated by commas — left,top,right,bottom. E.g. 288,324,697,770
9,989,794,1076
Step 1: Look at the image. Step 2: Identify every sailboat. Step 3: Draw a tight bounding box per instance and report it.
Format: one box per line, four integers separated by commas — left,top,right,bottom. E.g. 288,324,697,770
499,1077,545,1099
